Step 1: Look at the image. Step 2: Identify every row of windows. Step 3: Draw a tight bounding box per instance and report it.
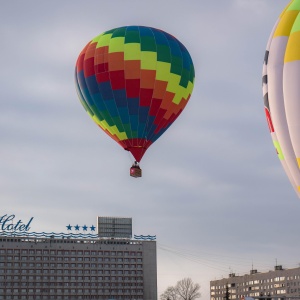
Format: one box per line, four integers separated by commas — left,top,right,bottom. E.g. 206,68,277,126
0,282,143,287
0,276,143,286
212,292,276,299
0,269,143,275
0,288,143,293
0,296,143,300
212,289,300,298
1,270,142,275
0,262,142,268
0,256,142,263
212,283,300,292
0,275,143,280
0,249,142,256
212,286,300,294
212,275,300,289
289,288,300,293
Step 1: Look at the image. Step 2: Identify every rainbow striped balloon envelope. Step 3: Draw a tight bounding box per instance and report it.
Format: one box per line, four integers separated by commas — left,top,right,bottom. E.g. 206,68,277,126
263,0,300,197
75,26,195,172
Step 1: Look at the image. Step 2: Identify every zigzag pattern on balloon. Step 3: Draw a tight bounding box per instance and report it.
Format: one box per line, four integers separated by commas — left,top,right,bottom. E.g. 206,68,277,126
75,26,195,162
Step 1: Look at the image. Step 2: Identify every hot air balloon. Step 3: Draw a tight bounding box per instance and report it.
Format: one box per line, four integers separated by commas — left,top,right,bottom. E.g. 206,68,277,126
263,0,300,197
75,26,195,177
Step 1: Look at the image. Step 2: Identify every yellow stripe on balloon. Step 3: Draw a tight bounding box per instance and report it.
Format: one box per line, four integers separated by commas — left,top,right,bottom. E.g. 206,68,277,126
141,52,157,70
94,116,129,140
172,85,185,105
91,33,104,44
124,43,141,60
166,73,181,95
273,10,299,37
285,31,300,62
96,33,113,48
108,37,125,53
280,1,293,18
155,61,171,81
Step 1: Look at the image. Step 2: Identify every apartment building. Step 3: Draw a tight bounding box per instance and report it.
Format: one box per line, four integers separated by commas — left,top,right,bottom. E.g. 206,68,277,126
210,266,300,300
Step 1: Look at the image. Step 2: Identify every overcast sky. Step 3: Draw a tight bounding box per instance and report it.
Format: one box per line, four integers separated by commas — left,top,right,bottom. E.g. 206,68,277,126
0,0,298,298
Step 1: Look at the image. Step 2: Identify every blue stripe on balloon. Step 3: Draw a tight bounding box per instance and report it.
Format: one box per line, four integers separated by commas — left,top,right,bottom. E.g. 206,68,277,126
118,107,130,123
105,99,119,118
113,89,128,107
181,50,192,69
166,39,182,57
152,30,169,45
127,26,139,32
85,75,99,95
139,106,149,123
128,98,139,115
91,93,106,112
129,115,138,131
139,26,153,36
98,81,114,100
138,123,146,136
77,70,88,90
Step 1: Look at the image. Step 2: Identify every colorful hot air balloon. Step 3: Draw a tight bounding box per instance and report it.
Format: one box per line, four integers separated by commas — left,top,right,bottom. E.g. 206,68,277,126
263,0,300,197
75,26,195,177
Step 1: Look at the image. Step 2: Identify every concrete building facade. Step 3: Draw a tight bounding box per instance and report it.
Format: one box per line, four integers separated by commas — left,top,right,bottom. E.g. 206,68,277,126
210,266,300,300
0,236,157,300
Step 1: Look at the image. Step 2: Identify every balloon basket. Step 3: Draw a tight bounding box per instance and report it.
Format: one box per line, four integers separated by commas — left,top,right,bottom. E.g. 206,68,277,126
130,162,142,178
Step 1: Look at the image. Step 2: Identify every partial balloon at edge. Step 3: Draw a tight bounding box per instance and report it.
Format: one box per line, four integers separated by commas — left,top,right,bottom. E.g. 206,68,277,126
263,0,300,197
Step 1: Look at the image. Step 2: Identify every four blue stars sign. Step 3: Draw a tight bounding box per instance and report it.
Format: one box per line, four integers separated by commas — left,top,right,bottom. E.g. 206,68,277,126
66,224,96,231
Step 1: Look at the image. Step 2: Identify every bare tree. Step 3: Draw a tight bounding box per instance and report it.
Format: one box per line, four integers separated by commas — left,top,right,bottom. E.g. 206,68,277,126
160,286,178,300
160,278,201,300
175,278,201,300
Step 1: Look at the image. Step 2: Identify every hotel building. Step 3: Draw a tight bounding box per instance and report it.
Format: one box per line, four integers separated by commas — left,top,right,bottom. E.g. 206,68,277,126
0,216,157,300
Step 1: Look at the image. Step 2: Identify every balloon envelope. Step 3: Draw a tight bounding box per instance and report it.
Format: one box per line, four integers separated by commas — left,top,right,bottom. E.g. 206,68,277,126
75,26,195,162
263,0,300,197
